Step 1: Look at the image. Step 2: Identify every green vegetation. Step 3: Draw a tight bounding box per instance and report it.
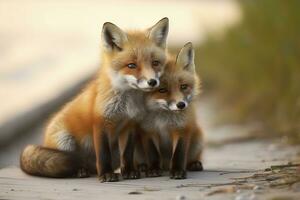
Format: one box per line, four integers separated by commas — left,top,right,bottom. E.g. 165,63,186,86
196,0,300,143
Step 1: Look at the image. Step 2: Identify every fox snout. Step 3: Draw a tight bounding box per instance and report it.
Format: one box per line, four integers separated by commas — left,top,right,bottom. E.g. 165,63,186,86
169,100,188,111
176,101,187,110
120,74,160,91
150,98,189,112
147,79,158,87
137,77,160,91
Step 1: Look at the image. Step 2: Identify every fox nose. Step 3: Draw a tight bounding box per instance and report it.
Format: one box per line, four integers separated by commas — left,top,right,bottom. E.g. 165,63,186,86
147,79,158,87
176,101,186,110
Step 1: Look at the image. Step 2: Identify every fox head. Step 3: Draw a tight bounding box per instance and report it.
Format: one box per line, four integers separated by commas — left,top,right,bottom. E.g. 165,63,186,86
146,43,201,112
101,18,169,91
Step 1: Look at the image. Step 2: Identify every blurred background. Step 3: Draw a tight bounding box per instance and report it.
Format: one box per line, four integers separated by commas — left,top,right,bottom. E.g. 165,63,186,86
196,0,300,144
0,0,299,168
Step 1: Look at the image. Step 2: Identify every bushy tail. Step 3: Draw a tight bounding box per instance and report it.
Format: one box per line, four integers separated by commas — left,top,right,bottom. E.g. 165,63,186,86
20,145,81,178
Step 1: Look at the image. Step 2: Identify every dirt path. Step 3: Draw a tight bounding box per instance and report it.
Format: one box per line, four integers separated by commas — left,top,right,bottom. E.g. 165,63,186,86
0,99,299,200
0,136,299,200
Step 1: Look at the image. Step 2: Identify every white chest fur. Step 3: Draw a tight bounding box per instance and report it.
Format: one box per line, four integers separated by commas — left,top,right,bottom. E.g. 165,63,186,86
141,110,186,135
103,90,146,121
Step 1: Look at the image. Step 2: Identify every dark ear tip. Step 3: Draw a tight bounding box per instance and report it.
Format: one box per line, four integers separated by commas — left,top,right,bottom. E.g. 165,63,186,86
159,17,169,24
184,42,193,49
102,22,116,30
162,17,169,22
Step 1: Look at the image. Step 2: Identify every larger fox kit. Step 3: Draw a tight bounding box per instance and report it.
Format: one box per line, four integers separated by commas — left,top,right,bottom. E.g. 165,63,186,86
20,18,169,182
136,43,203,179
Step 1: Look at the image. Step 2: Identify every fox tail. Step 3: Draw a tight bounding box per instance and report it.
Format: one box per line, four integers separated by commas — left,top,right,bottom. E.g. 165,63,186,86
20,145,81,178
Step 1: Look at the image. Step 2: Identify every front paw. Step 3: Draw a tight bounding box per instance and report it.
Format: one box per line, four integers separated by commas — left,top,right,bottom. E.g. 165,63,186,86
187,161,203,171
170,169,186,179
99,172,119,182
121,167,140,179
137,163,148,173
146,167,162,177
77,168,90,178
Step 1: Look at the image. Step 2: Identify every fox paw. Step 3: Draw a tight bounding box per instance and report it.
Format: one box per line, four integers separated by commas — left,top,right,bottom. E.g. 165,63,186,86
121,167,140,179
170,170,186,179
137,163,148,173
187,161,203,171
146,168,162,177
99,172,119,182
77,168,90,178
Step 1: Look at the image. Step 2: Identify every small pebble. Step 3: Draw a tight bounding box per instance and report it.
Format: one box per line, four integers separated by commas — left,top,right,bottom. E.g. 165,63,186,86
176,195,186,200
253,185,263,191
235,193,257,200
176,184,185,188
10,189,14,191
72,188,79,191
128,191,142,195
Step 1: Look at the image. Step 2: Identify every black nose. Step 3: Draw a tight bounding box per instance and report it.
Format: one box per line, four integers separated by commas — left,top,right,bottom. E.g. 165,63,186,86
176,101,186,109
147,79,158,87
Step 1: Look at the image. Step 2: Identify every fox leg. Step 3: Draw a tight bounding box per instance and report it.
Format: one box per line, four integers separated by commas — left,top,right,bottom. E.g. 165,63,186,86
170,130,191,179
187,128,204,171
93,120,119,182
73,151,91,178
134,132,148,173
79,135,97,176
142,133,162,177
76,147,95,178
118,121,140,179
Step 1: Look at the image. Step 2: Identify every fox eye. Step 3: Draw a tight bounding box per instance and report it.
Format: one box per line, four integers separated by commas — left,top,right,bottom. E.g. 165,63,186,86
152,60,160,67
158,88,168,93
180,84,188,90
127,63,137,69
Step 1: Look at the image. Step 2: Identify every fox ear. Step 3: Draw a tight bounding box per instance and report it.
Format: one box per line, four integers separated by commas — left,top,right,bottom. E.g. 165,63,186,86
176,42,195,72
148,17,169,48
102,22,128,51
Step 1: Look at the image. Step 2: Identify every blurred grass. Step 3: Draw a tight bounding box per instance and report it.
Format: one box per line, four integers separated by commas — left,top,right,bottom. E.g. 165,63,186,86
196,0,300,143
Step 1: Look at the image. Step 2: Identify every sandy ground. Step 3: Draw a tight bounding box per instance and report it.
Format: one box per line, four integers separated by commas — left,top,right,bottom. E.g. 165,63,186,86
0,99,299,200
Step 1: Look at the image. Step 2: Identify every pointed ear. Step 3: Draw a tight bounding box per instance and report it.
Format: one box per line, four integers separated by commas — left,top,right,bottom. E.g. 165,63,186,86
102,22,128,51
176,42,195,72
148,17,169,48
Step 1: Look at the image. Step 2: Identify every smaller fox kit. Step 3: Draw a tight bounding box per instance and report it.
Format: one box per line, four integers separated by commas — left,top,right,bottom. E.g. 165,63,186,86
20,18,169,182
136,43,203,179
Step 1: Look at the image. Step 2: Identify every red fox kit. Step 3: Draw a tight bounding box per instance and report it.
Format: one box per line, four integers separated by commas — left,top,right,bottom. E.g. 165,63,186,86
20,18,169,182
136,43,203,179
